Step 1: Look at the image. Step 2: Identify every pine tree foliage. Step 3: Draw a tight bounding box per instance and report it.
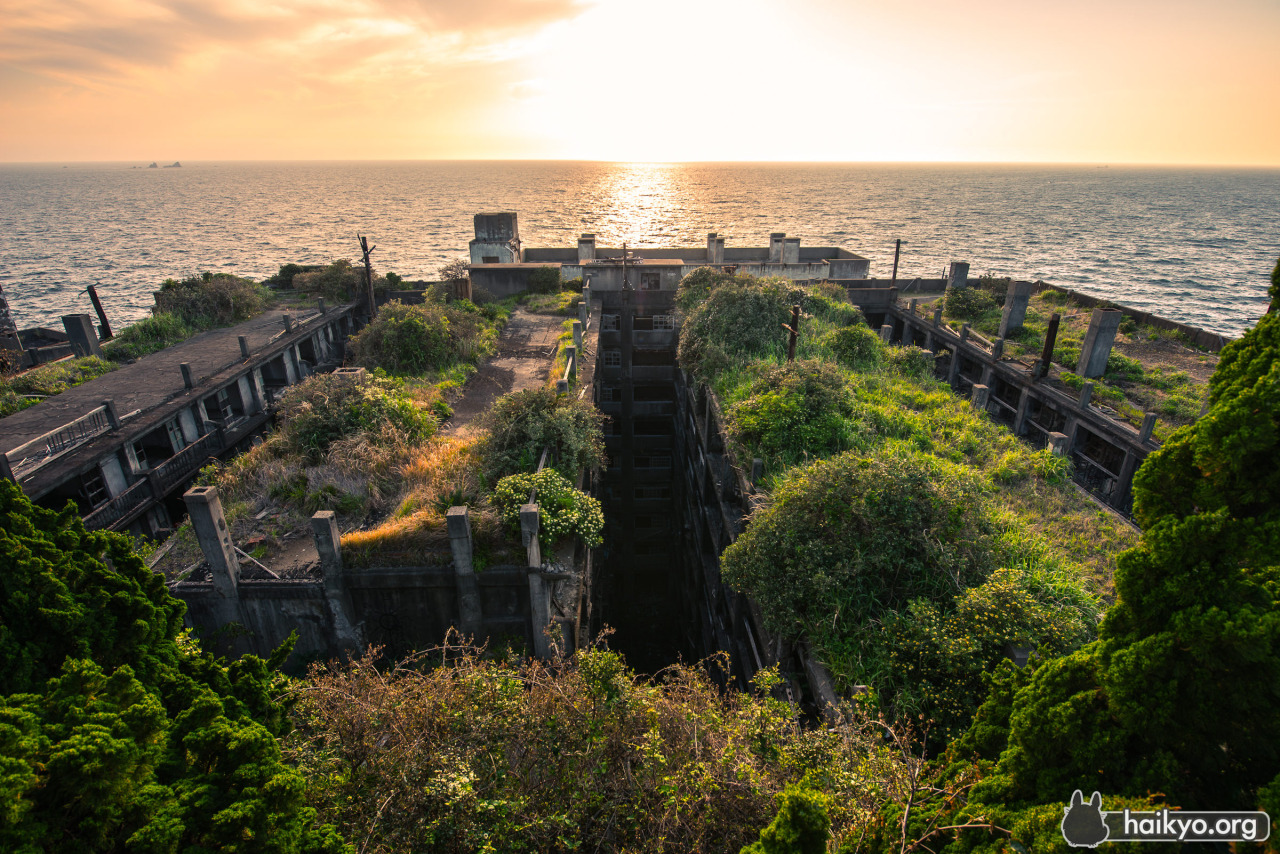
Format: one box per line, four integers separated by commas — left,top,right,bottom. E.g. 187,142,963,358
0,481,344,852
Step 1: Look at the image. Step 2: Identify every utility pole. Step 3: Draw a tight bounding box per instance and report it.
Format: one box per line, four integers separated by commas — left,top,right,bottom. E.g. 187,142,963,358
1039,312,1061,379
358,234,377,318
783,305,800,362
890,239,903,287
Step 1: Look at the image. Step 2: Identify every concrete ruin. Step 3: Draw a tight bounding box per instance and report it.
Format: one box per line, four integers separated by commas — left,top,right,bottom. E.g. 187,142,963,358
1,304,359,539
467,214,872,298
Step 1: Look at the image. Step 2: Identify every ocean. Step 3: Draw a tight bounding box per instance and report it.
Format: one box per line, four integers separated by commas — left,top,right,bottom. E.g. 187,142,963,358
1,161,1276,338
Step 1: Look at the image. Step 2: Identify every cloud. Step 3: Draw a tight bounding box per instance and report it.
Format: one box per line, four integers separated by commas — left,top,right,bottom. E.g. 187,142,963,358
0,0,588,90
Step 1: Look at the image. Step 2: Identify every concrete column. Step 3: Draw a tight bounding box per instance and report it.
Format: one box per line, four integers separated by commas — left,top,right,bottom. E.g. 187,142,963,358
283,313,294,333
751,458,764,486
1077,308,1122,379
879,323,893,343
565,345,576,377
318,297,327,314
933,307,943,326
1047,432,1070,456
1079,381,1094,409
577,234,596,263
62,314,102,358
184,486,239,597
572,320,583,351
769,233,785,263
1114,450,1141,510
521,503,541,568
992,338,1005,361
1138,412,1157,443
529,571,553,659
971,383,990,412
782,237,800,264
947,261,970,289
447,506,482,635
102,399,120,430
578,300,588,328
707,233,724,265
239,335,250,359
556,379,569,394
999,281,1035,337
180,363,195,389
1013,390,1031,436
311,510,343,577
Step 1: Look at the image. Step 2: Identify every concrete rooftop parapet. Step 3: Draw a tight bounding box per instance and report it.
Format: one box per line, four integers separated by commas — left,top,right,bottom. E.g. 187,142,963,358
184,485,239,598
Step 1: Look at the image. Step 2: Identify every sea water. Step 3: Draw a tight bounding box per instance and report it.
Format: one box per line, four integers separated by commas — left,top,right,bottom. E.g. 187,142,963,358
1,161,1276,338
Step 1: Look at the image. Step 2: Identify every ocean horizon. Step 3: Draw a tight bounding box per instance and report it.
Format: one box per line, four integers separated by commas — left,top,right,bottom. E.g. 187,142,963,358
3,160,1276,338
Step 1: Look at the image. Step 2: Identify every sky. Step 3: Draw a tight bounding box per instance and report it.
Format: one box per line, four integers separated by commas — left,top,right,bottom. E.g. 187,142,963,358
1,0,1277,165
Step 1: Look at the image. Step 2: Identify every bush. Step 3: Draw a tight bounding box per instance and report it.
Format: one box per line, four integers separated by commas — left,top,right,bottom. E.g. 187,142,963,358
823,325,881,370
678,274,797,375
351,301,453,374
292,260,361,302
943,285,997,321
493,468,604,547
476,387,606,482
886,345,936,380
275,372,437,462
154,272,269,328
528,266,562,294
727,361,853,463
720,449,999,647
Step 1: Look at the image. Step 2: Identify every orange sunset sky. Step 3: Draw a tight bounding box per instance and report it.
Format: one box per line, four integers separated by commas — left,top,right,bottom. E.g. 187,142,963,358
2,0,1278,165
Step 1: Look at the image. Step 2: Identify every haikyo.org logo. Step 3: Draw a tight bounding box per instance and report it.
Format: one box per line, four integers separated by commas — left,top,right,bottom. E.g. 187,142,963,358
1061,790,1272,847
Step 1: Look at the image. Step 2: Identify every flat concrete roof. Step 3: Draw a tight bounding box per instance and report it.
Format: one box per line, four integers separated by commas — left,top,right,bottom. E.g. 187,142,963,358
1,307,351,453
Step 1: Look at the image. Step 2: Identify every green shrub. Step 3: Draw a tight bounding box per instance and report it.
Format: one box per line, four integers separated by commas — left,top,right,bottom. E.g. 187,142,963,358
476,387,606,482
823,325,881,369
493,468,604,547
351,301,452,374
720,448,999,647
727,361,853,463
943,285,997,320
528,266,562,294
293,259,361,302
1104,351,1144,381
275,372,437,462
741,786,831,854
678,274,797,374
154,272,269,328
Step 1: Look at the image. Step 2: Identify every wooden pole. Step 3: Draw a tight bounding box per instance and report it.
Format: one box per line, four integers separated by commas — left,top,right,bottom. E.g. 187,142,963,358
358,234,377,317
1040,312,1061,379
890,239,902,287
784,305,800,362
86,284,113,340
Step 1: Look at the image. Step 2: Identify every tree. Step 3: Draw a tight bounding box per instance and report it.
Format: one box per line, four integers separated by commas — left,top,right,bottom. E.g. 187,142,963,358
0,480,344,852
437,257,470,284
941,259,1280,848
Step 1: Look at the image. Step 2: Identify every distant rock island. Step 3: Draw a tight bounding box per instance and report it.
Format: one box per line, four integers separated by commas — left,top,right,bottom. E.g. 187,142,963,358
144,161,181,168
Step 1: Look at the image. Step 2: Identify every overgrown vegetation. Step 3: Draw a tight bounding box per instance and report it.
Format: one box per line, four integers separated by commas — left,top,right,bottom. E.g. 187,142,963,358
0,479,343,852
474,386,607,484
349,299,501,375
942,277,1217,441
681,269,1128,735
0,356,118,418
494,468,604,548
155,271,271,327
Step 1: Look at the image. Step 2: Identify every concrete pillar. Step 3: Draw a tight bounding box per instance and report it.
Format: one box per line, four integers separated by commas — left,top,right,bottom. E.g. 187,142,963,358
577,234,596,264
62,314,101,358
578,300,588,328
782,237,800,264
311,510,342,576
529,571,553,659
769,233,785,263
572,320,583,352
707,233,725,265
1013,390,1031,436
238,335,250,359
933,307,943,326
879,323,893,343
556,379,569,394
909,298,918,314
1114,450,1141,510
959,323,971,344
565,345,576,377
751,458,764,486
283,313,294,333
999,281,1035,337
1079,381,1094,409
520,503,541,568
102,399,120,430
1047,432,1070,456
1138,412,1157,443
184,486,239,597
447,506,482,635
992,338,1005,361
180,362,195,389
1077,308,1122,379
318,297,327,314
947,261,970,289
971,383,990,412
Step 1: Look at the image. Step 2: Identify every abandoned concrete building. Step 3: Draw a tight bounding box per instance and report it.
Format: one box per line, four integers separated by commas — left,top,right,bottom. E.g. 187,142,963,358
467,211,872,298
1,304,358,539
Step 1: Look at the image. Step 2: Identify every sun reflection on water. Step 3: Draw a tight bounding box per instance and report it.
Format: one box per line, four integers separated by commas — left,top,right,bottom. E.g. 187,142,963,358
590,163,684,246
